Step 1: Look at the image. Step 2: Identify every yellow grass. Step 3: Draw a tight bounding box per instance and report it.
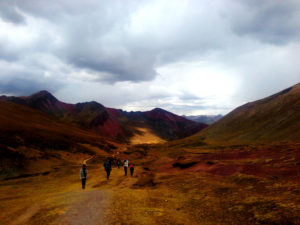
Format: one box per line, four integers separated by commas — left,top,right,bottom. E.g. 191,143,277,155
130,127,166,145
1,143,300,225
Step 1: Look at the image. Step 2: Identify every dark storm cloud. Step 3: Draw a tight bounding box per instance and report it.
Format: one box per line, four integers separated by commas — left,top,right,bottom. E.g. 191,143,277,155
0,77,61,96
67,52,156,83
4,0,158,83
0,66,63,96
232,0,300,44
2,0,299,84
0,0,25,24
0,77,52,95
2,0,237,83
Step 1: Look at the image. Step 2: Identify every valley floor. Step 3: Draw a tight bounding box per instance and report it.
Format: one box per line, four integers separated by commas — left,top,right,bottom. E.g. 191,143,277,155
0,143,300,225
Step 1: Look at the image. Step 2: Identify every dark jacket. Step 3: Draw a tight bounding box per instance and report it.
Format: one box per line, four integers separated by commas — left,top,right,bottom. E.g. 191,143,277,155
104,161,111,170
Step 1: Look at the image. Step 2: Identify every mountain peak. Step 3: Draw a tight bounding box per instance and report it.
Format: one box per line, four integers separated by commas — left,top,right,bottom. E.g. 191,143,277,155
29,90,58,102
151,108,168,113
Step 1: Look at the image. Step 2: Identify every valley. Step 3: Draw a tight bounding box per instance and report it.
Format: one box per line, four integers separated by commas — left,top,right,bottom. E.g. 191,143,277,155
0,83,300,225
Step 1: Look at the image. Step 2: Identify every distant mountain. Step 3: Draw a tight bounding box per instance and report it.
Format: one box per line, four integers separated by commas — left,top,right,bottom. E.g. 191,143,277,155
0,99,115,174
180,83,300,145
184,115,222,124
142,108,208,139
0,98,111,150
1,91,207,142
0,90,73,115
1,91,124,139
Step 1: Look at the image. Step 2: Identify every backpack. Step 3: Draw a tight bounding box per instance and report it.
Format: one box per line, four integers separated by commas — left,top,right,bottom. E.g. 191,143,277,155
104,161,111,170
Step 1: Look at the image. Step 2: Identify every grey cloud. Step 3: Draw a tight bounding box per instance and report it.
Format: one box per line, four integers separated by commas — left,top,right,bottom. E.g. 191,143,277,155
10,0,157,82
4,0,235,83
2,0,299,84
179,92,205,101
0,66,63,96
0,0,25,24
0,45,19,62
68,53,156,83
232,0,300,44
0,0,299,115
0,76,61,96
15,0,134,22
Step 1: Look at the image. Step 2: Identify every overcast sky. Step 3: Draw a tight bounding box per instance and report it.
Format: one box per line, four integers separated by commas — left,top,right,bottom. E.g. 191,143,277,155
0,0,299,115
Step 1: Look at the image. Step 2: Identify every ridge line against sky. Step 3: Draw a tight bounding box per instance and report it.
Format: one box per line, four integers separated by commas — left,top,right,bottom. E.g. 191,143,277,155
0,0,299,115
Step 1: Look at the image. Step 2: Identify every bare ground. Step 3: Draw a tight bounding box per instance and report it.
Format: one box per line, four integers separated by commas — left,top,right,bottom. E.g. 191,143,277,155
56,189,109,225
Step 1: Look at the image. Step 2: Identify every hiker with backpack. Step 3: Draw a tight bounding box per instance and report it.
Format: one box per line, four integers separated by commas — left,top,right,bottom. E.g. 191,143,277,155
129,163,134,177
80,164,88,189
123,159,129,176
104,159,112,180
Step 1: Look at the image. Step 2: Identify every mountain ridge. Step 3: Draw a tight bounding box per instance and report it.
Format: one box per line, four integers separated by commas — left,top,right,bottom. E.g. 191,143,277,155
179,83,300,145
0,91,207,142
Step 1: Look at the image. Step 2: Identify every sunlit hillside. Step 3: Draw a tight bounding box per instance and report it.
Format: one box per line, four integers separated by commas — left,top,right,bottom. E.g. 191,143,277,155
130,127,166,145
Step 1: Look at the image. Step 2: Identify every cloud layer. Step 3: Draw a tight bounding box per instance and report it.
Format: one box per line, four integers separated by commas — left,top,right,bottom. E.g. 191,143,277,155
1,0,299,115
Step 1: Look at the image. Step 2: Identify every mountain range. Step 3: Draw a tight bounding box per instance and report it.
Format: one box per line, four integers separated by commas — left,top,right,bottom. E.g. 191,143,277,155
2,82,300,147
0,91,208,143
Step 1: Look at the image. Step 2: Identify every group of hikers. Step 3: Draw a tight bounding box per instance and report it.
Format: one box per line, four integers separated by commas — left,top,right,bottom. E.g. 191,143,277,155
80,158,134,189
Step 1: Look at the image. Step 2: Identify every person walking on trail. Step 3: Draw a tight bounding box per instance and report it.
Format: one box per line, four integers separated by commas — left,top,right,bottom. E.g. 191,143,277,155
80,164,88,189
123,159,129,176
116,159,120,169
129,164,134,177
104,159,112,180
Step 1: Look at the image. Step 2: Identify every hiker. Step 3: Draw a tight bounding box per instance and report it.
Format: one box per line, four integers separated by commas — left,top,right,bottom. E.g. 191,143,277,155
80,164,88,189
116,159,120,169
129,164,134,177
104,159,112,180
123,159,129,176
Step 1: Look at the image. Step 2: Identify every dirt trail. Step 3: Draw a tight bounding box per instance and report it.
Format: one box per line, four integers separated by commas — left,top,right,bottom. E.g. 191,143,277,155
9,155,107,225
82,155,95,165
56,155,138,225
55,156,109,225
7,153,136,225
56,189,109,225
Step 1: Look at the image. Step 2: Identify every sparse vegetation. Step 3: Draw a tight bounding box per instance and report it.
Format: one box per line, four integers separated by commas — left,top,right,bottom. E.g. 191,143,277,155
0,84,300,224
